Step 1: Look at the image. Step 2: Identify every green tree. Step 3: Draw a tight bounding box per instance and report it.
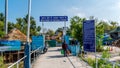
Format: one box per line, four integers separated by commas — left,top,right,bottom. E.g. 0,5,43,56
0,21,5,38
55,28,63,33
37,26,41,32
66,28,71,36
96,21,104,35
29,16,41,36
46,29,55,36
8,22,15,31
110,21,118,30
69,16,86,45
15,15,41,37
0,56,6,68
0,13,5,38
0,13,4,22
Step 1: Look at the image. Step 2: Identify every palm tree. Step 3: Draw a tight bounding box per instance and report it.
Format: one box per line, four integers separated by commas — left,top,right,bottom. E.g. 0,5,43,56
0,13,4,21
110,21,118,30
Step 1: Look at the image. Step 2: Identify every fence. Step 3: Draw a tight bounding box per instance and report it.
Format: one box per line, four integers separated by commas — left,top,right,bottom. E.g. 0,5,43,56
7,46,43,68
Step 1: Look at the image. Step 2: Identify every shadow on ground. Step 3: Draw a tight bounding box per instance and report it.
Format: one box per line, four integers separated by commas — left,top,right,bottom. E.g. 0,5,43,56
48,48,61,52
47,55,64,59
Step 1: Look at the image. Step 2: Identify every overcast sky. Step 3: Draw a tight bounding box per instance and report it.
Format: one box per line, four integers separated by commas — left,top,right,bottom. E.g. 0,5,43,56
0,0,120,31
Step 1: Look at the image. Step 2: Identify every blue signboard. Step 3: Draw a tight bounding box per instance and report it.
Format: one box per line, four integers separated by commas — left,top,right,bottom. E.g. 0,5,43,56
0,40,21,51
39,16,68,22
83,20,95,52
31,35,45,50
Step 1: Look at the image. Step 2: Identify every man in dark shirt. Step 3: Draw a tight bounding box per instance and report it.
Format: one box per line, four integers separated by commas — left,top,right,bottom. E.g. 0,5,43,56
62,41,67,57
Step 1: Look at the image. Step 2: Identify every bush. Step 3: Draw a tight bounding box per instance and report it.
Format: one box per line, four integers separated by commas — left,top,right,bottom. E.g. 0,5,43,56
102,50,110,58
84,50,120,68
96,45,104,52
0,56,7,68
87,58,95,66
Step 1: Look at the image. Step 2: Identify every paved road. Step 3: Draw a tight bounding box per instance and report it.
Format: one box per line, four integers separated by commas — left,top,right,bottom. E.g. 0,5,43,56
32,47,92,68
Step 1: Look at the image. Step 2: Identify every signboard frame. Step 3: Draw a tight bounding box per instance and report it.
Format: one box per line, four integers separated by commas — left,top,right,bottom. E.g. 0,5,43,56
39,16,68,22
83,20,96,52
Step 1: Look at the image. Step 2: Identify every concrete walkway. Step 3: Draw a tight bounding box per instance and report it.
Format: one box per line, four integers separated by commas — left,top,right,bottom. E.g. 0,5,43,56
32,47,92,68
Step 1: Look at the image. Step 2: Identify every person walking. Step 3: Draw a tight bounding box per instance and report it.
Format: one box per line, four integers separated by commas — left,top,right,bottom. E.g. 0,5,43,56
62,41,68,57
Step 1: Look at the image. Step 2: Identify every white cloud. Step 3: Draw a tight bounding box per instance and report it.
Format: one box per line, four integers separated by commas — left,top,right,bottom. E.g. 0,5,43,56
66,7,86,17
117,2,120,8
112,1,120,9
102,19,109,22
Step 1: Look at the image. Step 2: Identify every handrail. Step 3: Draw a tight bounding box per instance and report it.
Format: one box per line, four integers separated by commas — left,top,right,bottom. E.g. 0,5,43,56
7,46,43,68
8,56,27,68
31,46,43,54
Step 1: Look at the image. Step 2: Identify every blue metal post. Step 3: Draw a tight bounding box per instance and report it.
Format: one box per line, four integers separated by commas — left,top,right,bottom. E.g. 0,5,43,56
24,43,31,68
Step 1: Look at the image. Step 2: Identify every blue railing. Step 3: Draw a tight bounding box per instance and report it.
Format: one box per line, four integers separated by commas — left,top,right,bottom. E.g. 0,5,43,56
7,46,43,68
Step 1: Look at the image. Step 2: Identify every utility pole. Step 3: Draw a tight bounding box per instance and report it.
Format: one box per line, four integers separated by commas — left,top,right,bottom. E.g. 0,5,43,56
24,0,31,68
5,0,8,34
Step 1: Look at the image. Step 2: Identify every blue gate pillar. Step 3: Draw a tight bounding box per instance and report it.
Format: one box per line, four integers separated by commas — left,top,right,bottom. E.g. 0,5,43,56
24,42,31,68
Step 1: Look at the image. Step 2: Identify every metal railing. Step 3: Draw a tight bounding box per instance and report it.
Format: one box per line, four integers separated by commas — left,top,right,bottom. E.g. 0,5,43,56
7,46,43,68
8,56,27,68
31,46,43,62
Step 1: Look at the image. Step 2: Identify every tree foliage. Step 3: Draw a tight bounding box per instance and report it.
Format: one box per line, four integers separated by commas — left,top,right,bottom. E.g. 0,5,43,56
0,13,41,38
46,29,55,36
14,15,41,37
110,21,118,30
0,13,4,22
0,13,5,38
0,21,5,38
10,15,41,37
68,16,119,46
69,16,86,45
